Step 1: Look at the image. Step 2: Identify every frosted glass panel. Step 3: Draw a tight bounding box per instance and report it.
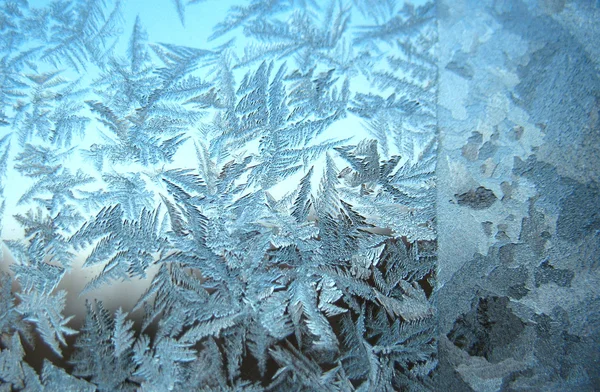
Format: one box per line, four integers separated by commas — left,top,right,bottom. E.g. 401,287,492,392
3,0,598,390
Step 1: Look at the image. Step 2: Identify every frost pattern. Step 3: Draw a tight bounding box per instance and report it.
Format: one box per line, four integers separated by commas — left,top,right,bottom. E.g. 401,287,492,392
0,0,437,390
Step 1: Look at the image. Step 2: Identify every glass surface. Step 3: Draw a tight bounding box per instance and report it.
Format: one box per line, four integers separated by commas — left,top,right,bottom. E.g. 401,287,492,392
2,0,598,390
